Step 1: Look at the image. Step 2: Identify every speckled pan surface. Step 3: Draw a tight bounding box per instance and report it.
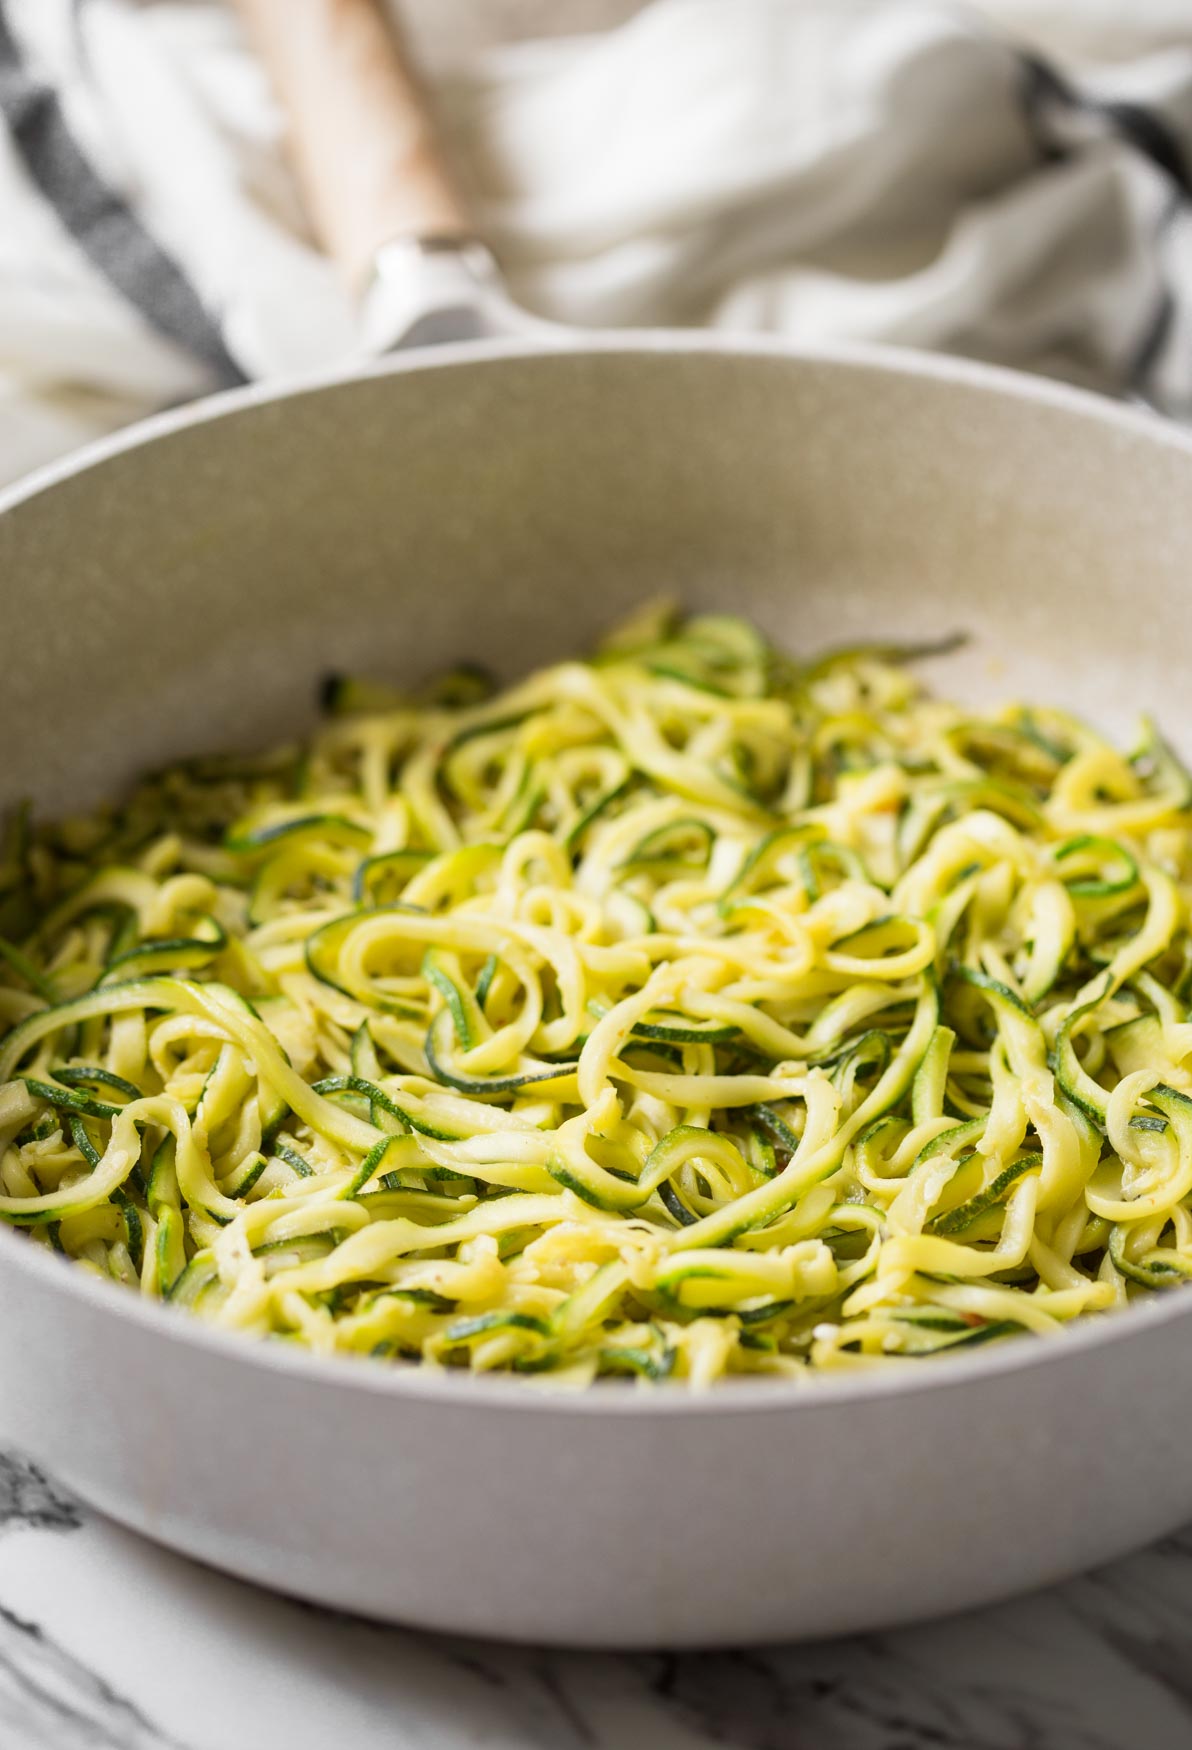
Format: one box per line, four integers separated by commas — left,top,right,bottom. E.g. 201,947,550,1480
2,337,1192,1648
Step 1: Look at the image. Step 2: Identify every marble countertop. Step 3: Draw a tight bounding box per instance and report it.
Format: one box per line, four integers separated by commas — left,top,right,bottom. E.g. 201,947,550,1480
3,1444,1192,1750
8,2,1192,1744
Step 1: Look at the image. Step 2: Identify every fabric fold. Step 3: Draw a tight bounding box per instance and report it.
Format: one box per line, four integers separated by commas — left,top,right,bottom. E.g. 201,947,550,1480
1,0,1190,488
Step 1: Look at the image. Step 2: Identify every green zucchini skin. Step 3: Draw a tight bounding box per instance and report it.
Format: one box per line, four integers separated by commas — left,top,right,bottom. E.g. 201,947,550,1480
2,610,1190,1383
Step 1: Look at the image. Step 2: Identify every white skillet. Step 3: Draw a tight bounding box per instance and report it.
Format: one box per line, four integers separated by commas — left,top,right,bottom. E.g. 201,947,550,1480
1,0,1190,1647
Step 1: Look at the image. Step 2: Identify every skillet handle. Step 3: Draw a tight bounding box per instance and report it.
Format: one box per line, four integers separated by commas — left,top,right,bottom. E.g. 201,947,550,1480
234,0,472,289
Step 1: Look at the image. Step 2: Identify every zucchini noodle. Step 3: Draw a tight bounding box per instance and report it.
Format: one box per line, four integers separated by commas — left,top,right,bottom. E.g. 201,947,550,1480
3,603,1192,1384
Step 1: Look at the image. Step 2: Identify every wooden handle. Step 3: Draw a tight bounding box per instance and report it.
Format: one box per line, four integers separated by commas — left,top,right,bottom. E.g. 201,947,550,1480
235,0,471,289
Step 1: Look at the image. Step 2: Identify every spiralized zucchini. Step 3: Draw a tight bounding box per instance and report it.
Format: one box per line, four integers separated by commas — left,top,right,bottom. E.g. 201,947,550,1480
3,604,1192,1385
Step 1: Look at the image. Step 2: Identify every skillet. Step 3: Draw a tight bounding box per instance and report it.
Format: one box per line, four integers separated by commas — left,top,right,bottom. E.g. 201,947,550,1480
1,0,1191,1646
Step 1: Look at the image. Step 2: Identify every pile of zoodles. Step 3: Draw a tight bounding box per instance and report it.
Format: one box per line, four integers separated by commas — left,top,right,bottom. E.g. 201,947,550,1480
3,605,1192,1385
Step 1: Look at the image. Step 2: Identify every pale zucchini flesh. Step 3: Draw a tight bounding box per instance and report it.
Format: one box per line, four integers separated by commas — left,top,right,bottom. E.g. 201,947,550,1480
2,609,1191,1383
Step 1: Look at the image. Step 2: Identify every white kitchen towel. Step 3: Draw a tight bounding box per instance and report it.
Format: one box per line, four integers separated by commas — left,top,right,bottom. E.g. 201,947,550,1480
1,0,1191,487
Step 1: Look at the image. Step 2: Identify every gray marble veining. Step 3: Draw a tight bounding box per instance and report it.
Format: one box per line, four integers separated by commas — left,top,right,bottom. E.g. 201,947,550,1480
2,1447,1192,1750
5,0,1189,1738
0,1458,79,1538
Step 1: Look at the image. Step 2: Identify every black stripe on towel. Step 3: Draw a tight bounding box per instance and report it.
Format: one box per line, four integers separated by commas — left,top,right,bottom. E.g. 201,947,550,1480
0,4,245,384
1019,51,1191,197
1017,49,1191,407
1101,98,1190,198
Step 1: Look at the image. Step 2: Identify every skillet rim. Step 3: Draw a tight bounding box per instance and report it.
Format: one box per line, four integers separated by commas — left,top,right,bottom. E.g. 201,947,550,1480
3,330,1191,1417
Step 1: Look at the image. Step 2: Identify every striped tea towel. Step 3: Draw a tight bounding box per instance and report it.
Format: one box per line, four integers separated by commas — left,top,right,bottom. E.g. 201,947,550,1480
1,0,1191,489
